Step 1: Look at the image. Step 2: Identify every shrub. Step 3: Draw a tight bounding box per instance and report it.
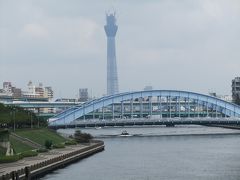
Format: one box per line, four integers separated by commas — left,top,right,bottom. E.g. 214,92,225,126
74,130,81,136
0,146,6,156
74,130,93,143
69,135,73,139
37,148,48,153
52,143,65,149
0,150,38,163
20,150,38,158
0,154,22,163
65,140,77,146
81,133,93,141
45,140,52,149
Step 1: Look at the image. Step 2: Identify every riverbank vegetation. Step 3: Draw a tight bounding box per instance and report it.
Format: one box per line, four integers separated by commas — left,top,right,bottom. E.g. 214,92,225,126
0,104,95,163
0,128,68,163
74,130,93,143
0,128,95,163
0,150,39,163
0,103,47,129
0,128,39,163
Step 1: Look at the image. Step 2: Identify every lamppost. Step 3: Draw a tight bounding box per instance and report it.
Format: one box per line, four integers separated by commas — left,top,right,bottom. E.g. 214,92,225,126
37,108,40,128
13,107,16,132
30,112,33,129
28,111,33,129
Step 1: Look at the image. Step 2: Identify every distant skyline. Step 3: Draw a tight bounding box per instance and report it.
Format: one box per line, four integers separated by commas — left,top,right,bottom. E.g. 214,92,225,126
1,0,240,98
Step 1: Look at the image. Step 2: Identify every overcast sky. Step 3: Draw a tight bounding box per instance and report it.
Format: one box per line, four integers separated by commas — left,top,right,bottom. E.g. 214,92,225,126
0,0,240,98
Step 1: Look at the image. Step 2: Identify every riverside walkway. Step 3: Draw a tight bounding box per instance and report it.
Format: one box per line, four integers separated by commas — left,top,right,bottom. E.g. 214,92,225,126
0,141,104,179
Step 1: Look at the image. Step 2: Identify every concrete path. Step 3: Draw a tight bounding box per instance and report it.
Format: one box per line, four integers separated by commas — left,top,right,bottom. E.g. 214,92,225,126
0,144,88,176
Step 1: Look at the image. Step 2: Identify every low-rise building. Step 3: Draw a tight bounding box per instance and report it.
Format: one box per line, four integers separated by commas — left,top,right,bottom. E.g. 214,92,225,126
0,81,55,113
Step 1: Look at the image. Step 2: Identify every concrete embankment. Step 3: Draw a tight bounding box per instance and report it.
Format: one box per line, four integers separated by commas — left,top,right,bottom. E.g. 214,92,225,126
0,140,104,180
207,124,240,130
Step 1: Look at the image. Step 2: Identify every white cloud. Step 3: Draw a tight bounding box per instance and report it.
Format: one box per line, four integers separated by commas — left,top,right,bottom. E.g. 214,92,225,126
21,23,49,38
43,16,102,56
1,0,240,97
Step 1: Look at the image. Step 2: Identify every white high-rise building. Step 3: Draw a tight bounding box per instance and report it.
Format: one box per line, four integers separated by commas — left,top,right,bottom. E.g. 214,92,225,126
3,82,13,96
232,77,240,104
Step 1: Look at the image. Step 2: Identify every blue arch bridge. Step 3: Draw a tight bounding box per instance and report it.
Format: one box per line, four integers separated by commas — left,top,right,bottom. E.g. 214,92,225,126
48,90,240,129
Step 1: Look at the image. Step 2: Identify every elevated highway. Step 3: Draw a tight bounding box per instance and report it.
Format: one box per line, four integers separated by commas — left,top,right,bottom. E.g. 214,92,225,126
3,101,81,108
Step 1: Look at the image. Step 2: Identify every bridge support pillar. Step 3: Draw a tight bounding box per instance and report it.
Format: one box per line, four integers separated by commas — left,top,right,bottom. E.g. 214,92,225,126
149,96,152,118
188,97,190,117
112,103,115,120
184,98,187,118
130,99,133,120
197,98,200,118
169,96,172,118
178,96,180,117
158,96,162,119
83,104,86,121
93,104,95,119
140,97,143,118
102,107,105,120
121,101,124,118
206,101,209,117
215,102,218,118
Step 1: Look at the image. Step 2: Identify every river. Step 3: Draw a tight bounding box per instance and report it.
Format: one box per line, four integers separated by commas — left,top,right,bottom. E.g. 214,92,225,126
42,125,240,180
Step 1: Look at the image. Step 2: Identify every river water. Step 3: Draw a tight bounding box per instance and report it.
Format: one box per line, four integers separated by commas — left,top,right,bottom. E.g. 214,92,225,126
42,125,240,180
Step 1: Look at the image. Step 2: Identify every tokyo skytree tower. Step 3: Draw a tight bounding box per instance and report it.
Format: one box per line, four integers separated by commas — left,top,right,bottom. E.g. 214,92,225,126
104,12,119,95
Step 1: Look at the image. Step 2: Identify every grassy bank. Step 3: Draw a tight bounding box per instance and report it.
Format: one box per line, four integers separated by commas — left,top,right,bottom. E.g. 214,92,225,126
0,128,68,163
14,128,66,147
1,129,67,154
9,136,34,153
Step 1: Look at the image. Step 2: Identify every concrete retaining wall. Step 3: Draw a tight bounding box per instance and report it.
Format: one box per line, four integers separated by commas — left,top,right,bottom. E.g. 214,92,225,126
0,140,104,180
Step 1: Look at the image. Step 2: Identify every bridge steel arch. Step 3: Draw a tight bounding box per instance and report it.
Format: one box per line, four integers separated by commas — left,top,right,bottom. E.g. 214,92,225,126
49,90,240,126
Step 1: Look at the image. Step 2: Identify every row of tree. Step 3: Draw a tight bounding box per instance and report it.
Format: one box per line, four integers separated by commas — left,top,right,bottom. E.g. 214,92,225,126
0,103,47,129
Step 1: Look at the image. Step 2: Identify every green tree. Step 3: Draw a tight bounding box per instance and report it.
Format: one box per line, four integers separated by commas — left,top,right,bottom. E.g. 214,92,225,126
0,103,47,129
74,130,93,143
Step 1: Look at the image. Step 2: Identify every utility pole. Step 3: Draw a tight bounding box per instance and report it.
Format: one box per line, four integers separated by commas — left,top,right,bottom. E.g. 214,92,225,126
31,112,33,129
29,111,33,129
37,108,40,128
13,108,16,132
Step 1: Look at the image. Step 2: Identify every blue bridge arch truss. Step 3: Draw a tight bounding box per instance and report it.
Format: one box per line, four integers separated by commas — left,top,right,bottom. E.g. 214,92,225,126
49,90,240,128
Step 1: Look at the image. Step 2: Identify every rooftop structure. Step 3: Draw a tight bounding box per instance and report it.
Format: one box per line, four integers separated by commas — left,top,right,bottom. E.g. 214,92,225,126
144,86,153,91
79,88,89,102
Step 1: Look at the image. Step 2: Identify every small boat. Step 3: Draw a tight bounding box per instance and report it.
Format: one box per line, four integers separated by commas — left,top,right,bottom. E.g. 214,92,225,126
95,127,102,130
120,130,132,137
